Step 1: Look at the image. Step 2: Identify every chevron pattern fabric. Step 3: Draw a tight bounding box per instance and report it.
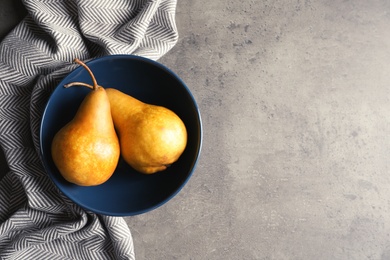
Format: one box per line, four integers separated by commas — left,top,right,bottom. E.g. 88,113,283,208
0,0,178,258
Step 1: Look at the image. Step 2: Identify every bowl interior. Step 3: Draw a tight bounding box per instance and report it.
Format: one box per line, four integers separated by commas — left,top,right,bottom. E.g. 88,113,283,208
40,55,202,216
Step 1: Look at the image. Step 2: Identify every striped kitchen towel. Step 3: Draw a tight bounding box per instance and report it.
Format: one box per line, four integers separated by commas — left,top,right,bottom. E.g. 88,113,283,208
0,0,178,259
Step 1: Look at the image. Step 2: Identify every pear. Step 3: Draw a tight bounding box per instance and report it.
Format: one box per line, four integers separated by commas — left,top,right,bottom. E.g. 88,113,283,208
105,88,187,174
51,59,120,186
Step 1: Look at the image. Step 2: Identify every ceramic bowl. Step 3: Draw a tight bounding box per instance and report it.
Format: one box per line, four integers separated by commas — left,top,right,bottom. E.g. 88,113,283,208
40,55,202,216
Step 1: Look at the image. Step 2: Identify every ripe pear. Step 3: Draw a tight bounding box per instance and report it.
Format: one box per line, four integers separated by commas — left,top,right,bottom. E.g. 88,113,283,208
105,88,187,174
51,59,120,186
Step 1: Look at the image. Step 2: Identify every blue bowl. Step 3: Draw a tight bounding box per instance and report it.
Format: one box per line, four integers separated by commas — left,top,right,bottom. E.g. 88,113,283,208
40,55,202,216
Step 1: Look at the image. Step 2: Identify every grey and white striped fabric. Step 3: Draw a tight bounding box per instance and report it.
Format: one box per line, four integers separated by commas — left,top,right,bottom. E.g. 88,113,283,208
0,0,178,258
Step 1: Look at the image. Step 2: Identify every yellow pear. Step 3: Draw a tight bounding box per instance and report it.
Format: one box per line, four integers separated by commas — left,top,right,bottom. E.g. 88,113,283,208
106,88,187,174
51,59,120,186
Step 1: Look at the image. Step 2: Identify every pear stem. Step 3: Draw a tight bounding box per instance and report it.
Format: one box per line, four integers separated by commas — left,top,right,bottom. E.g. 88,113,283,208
64,82,94,89
67,58,99,90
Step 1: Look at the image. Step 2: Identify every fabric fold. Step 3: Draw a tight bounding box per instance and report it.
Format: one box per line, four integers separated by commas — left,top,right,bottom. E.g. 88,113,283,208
0,0,178,258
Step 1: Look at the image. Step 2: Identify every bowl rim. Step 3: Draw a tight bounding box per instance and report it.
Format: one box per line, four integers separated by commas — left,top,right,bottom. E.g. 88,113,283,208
39,54,203,216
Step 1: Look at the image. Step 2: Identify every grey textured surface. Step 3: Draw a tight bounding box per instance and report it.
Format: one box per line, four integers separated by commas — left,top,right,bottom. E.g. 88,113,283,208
1,0,390,259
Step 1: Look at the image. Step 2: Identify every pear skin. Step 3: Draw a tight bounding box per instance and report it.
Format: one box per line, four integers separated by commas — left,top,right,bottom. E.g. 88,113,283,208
106,88,187,174
51,59,120,186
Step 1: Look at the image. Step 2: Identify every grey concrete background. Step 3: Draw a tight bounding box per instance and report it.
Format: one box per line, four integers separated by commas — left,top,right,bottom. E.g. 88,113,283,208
1,0,390,259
